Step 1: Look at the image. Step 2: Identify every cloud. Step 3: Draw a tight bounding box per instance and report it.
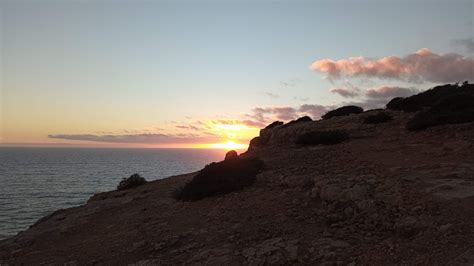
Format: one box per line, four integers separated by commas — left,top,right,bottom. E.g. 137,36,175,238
311,48,474,83
280,79,301,88
294,96,310,102
453,38,474,53
329,87,360,98
241,120,267,128
342,98,390,110
264,92,280,99
246,104,330,123
299,104,331,118
248,107,298,122
365,86,417,99
48,133,218,144
176,125,200,130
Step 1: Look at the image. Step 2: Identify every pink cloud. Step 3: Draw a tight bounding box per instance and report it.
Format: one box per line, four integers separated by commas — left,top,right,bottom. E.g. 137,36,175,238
299,104,330,118
311,48,474,83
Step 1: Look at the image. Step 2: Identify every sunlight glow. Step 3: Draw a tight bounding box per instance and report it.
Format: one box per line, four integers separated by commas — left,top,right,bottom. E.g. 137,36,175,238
208,141,248,150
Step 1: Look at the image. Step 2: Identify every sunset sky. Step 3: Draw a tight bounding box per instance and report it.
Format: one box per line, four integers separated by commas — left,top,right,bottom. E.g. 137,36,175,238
1,0,473,148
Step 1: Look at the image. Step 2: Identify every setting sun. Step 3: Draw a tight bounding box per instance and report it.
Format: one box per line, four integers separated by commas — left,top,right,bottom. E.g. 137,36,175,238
209,141,248,150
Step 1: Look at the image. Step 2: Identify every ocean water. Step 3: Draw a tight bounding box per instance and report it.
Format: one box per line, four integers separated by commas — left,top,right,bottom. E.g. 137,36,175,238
0,147,230,240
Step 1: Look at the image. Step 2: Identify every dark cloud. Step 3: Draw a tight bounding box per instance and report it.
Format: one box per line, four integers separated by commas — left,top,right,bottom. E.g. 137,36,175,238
329,87,360,98
365,86,418,99
311,48,474,83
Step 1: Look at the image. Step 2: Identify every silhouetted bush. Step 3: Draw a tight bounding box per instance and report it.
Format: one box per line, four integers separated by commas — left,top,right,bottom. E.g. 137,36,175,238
173,158,264,201
364,112,393,124
283,116,313,128
386,97,406,111
263,121,284,130
407,94,474,131
117,173,147,190
387,83,473,112
322,106,363,120
296,130,349,145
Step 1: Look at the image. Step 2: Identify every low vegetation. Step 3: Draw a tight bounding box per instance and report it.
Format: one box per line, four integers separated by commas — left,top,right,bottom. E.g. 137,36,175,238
296,130,349,145
117,173,147,190
407,94,474,131
173,157,264,201
283,116,312,128
263,121,284,130
364,112,393,124
322,106,363,120
387,82,473,112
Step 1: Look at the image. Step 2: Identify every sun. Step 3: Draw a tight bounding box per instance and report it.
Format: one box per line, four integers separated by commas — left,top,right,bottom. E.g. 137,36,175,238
209,141,248,150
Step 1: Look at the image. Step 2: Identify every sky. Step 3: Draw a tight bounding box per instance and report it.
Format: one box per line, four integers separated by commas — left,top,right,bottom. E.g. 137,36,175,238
1,0,473,148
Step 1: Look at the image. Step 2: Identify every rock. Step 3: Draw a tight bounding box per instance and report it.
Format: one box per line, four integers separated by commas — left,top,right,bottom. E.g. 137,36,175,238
438,223,453,233
330,240,350,249
225,150,239,161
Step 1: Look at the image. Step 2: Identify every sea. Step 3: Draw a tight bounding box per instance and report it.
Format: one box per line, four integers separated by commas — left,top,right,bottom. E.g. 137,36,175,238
0,147,231,240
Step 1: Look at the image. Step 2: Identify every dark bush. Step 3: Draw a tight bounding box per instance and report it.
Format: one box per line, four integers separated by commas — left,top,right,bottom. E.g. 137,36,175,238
263,121,284,130
283,116,313,128
296,130,349,145
117,173,147,190
322,106,363,120
386,97,406,111
173,158,264,201
386,83,474,112
364,112,393,124
407,94,474,131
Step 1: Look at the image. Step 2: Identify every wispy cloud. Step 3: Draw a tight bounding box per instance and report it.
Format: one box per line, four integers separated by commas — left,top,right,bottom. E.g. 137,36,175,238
453,38,474,53
329,87,360,98
264,92,280,99
311,48,474,83
48,133,218,144
294,96,310,102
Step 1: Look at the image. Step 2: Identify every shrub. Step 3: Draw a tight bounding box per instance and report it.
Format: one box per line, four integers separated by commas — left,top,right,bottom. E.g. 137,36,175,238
386,83,474,112
407,94,474,131
283,116,312,128
263,121,284,130
117,173,147,190
297,116,313,122
173,158,264,201
296,130,349,145
322,106,363,120
364,112,393,124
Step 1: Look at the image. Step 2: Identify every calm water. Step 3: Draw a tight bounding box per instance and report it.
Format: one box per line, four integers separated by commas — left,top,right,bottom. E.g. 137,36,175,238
0,147,230,240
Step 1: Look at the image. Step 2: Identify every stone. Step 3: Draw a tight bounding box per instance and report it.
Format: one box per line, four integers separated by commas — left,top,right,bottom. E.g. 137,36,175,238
225,150,239,161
